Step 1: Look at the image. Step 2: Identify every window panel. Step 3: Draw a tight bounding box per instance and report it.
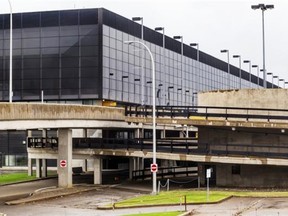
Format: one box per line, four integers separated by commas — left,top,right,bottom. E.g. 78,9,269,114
60,11,78,26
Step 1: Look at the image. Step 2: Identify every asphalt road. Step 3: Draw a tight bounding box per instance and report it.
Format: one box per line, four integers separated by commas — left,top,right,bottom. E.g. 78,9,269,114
1,177,288,216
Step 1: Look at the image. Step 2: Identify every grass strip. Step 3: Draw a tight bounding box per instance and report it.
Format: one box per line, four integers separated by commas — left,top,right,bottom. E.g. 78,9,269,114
0,172,36,185
122,211,184,216
113,189,288,208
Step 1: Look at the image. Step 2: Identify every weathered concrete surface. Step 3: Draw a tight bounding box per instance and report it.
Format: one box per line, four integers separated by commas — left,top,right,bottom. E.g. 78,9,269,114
216,164,288,187
0,103,125,121
27,148,288,166
198,89,288,109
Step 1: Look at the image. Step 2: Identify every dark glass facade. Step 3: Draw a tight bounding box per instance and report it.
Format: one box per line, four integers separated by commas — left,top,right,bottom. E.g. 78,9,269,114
0,9,99,101
0,8,275,105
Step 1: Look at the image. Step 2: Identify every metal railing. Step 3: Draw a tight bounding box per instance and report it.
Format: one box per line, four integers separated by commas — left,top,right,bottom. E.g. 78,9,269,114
132,166,198,180
125,105,288,122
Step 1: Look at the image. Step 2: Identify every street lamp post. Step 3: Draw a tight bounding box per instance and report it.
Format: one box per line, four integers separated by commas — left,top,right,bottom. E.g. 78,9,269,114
233,55,242,89
273,75,279,88
267,72,273,88
155,27,165,105
252,65,260,88
279,79,285,88
243,60,252,88
7,0,13,103
220,49,230,89
251,3,274,88
124,40,157,195
132,17,145,105
173,36,183,104
191,43,199,92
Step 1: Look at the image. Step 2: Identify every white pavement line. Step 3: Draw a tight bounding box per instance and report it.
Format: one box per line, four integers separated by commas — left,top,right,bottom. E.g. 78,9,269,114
233,198,265,216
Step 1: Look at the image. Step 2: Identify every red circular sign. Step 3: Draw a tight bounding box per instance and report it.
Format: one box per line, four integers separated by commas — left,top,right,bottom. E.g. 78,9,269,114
151,163,158,173
60,160,67,168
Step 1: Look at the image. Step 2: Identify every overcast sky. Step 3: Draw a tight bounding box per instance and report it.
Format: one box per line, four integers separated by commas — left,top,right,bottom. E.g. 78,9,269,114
1,0,288,85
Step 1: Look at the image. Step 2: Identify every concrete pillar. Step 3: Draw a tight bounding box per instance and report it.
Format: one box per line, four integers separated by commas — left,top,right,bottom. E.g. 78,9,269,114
129,158,134,180
161,129,166,139
36,159,41,178
82,159,88,173
28,158,33,176
42,159,47,178
94,157,102,185
58,129,73,188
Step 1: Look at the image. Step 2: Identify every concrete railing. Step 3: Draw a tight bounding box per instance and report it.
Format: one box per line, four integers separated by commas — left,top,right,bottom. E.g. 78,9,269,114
0,103,125,121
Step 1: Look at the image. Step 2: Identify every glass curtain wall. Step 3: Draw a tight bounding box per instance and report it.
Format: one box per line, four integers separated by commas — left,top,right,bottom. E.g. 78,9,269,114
0,9,100,101
102,24,260,106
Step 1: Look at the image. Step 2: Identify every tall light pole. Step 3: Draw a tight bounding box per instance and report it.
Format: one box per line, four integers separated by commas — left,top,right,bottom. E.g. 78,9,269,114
243,60,252,88
279,79,285,88
190,43,199,92
267,72,273,88
220,49,230,89
252,65,260,88
155,27,165,105
7,0,13,102
251,3,274,88
124,40,157,195
233,55,242,89
173,36,183,105
273,75,279,88
132,17,145,105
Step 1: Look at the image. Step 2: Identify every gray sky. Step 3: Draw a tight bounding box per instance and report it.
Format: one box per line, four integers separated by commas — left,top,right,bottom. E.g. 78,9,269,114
1,0,288,86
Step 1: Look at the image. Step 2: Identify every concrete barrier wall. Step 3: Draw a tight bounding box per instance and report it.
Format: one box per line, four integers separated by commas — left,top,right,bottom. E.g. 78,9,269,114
198,89,288,109
0,103,125,121
216,164,288,187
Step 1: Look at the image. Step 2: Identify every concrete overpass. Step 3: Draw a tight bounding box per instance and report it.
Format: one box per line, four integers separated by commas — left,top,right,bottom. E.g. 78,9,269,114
2,88,288,188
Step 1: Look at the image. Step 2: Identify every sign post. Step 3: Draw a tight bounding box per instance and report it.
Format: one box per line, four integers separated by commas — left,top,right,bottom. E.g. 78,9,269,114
206,168,212,202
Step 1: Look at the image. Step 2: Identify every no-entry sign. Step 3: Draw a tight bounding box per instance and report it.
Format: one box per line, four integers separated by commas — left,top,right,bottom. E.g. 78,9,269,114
60,160,67,168
150,163,158,173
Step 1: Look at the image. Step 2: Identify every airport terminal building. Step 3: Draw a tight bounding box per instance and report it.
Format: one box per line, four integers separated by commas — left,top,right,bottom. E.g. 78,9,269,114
0,8,274,167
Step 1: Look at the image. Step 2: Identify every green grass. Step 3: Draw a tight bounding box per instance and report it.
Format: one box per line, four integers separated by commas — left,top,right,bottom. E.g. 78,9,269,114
113,189,288,208
0,171,57,185
0,172,36,184
122,211,183,216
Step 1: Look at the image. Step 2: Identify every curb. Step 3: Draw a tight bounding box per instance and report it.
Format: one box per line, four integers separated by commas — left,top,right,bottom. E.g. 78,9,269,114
5,185,101,205
179,210,194,216
97,195,234,210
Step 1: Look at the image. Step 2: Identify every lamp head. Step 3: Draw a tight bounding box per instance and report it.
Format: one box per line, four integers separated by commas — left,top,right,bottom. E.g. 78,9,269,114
155,27,164,31
190,43,198,46
132,17,142,21
173,36,182,40
220,49,228,53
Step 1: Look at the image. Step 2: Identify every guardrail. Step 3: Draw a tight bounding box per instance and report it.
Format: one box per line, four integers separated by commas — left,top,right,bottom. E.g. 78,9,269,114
125,105,288,122
132,166,198,180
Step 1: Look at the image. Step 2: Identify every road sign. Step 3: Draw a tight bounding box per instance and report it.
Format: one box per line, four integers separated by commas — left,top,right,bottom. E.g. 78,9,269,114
206,168,212,178
60,160,67,168
150,163,158,173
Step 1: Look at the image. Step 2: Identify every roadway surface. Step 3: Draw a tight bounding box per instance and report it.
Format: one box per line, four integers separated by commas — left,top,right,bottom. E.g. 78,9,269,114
1,178,288,216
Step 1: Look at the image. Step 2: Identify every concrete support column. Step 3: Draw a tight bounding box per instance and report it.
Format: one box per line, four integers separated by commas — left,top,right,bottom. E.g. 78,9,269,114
94,157,102,185
36,159,41,178
28,158,33,176
82,159,88,173
161,128,166,139
58,129,73,188
129,158,134,180
42,159,47,178
27,130,33,176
